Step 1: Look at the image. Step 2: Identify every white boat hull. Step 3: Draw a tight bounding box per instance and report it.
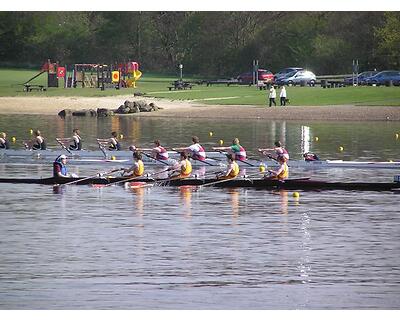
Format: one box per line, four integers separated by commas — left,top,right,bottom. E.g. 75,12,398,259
1,149,399,169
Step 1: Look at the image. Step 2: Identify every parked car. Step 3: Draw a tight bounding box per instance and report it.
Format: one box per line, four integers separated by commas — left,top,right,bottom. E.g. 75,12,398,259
364,70,400,86
343,71,378,85
274,67,304,82
279,70,316,86
237,69,274,84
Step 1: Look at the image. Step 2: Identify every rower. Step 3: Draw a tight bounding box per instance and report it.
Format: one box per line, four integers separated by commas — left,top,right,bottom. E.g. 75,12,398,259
264,155,289,181
134,140,169,161
173,136,206,161
216,154,240,179
258,141,289,161
53,154,77,178
303,152,319,161
26,129,46,150
122,151,145,177
212,137,247,161
0,132,10,149
169,152,192,179
108,131,121,151
69,128,82,151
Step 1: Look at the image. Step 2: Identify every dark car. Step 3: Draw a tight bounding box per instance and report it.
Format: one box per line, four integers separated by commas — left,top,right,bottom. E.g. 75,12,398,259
344,71,378,85
364,70,400,86
237,69,274,84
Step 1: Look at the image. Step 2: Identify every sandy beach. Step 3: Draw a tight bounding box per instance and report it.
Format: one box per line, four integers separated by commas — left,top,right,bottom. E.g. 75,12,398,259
0,96,399,121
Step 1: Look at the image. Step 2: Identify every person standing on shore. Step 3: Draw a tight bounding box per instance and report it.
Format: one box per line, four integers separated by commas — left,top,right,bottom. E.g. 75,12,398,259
269,86,276,107
280,86,287,106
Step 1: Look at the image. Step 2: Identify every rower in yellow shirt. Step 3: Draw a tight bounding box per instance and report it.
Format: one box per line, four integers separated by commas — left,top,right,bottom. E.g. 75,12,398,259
264,155,289,181
169,152,192,179
217,154,240,179
122,151,145,177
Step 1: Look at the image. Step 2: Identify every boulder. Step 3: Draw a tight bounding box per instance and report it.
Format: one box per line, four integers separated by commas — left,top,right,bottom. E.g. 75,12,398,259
96,108,114,117
72,109,97,117
58,109,74,117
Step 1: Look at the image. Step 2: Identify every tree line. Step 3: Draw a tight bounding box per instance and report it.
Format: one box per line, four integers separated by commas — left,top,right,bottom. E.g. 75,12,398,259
0,11,399,77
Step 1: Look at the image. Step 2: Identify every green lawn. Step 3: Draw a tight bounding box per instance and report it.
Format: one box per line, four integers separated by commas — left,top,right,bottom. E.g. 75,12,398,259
1,68,399,106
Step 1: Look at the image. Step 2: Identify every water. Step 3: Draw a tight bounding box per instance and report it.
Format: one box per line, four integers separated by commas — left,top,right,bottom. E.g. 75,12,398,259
0,114,399,309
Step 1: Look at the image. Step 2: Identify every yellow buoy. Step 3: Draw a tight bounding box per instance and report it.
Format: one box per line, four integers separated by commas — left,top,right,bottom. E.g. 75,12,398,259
339,146,344,152
259,164,266,173
111,155,116,160
219,139,224,146
119,134,124,139
209,131,213,137
396,133,399,139
29,129,33,135
12,137,16,143
293,192,300,198
315,136,319,142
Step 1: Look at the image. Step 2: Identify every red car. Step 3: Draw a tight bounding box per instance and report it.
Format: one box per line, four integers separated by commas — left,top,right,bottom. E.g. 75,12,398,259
237,69,274,84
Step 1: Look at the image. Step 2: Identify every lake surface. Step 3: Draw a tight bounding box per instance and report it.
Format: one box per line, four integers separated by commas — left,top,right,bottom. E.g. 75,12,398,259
0,114,399,309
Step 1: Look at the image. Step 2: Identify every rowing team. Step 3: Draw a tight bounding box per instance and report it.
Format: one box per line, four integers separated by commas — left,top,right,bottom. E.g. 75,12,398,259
53,150,290,181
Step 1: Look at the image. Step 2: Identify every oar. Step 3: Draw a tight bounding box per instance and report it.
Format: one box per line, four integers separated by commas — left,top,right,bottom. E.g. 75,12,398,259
59,168,123,186
104,167,172,187
200,171,263,188
56,138,74,156
215,150,258,167
140,151,171,166
170,150,221,167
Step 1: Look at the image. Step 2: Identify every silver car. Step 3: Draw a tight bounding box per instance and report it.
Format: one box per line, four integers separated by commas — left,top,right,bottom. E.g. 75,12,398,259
280,70,316,86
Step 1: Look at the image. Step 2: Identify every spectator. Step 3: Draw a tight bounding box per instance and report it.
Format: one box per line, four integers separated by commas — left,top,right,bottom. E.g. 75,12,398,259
268,86,276,107
280,86,287,106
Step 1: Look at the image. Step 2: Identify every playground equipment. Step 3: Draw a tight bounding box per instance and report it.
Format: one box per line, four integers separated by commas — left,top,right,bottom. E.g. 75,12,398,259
23,59,66,91
70,61,142,90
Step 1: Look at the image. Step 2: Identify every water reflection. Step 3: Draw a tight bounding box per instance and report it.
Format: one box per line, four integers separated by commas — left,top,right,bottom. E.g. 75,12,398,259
179,186,194,218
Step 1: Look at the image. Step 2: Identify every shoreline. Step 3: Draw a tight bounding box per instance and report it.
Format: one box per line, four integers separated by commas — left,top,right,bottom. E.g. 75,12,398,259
0,96,399,121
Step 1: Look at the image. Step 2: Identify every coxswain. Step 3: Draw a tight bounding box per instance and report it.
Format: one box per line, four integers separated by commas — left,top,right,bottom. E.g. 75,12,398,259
27,130,46,150
0,132,10,149
169,152,192,179
213,137,247,161
303,152,320,161
264,155,289,181
69,128,82,151
53,154,77,178
258,141,289,161
216,154,240,179
173,136,206,161
109,131,121,151
122,151,145,177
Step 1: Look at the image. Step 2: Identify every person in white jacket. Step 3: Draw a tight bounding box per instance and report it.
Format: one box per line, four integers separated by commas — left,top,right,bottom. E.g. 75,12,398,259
280,86,287,106
268,86,276,107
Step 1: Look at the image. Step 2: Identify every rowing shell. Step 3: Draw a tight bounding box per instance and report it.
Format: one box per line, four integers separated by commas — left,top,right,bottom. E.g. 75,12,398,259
0,176,399,191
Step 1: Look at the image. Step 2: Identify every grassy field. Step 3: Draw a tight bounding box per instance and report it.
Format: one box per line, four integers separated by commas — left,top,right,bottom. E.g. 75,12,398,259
1,68,400,106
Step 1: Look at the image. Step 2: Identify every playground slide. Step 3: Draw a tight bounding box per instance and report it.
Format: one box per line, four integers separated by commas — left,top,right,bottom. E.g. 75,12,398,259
133,70,142,81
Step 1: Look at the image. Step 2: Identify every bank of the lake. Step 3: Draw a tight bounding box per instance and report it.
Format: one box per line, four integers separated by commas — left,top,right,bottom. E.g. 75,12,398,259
0,96,400,121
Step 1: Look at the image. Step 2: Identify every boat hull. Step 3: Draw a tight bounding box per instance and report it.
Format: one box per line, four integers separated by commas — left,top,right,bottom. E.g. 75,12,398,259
0,176,398,191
